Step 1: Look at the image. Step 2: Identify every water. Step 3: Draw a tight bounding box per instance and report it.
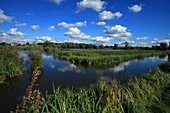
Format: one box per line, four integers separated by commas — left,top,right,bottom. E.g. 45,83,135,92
0,51,168,112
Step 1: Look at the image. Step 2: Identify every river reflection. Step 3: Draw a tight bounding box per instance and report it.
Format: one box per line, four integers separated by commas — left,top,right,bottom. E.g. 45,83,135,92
0,51,168,113
34,53,168,92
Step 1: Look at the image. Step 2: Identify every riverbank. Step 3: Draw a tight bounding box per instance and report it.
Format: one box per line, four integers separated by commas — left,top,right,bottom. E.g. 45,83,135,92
56,50,167,68
0,47,23,84
14,68,170,113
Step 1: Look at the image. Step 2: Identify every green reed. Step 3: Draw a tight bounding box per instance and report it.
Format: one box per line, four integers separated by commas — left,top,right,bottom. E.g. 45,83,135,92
16,68,170,113
0,47,23,84
56,50,166,68
28,51,43,70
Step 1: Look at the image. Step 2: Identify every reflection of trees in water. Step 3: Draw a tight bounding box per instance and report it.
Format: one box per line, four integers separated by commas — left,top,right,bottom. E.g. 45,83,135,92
0,77,22,95
159,53,170,72
159,54,167,59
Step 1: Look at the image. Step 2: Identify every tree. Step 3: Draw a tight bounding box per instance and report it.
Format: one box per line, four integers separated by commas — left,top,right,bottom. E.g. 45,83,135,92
124,42,129,49
0,42,8,46
26,42,30,45
160,43,168,50
113,44,118,49
99,45,104,49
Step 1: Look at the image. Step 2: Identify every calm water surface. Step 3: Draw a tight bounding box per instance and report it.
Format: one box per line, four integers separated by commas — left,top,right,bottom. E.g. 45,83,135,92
0,50,168,112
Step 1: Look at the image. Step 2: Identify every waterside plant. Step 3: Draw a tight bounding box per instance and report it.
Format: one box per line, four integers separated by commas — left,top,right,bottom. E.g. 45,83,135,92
14,68,170,113
28,51,43,70
0,47,23,84
56,50,167,68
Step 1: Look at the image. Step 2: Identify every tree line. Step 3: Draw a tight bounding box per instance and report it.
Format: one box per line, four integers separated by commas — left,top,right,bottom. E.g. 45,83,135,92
0,41,170,50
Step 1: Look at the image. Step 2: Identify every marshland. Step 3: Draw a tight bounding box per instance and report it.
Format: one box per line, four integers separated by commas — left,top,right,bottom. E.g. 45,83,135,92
0,43,170,113
1,0,170,112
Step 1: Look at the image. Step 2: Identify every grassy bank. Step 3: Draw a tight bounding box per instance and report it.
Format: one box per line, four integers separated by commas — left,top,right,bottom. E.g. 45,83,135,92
56,50,166,68
28,51,43,70
0,47,23,84
15,68,170,113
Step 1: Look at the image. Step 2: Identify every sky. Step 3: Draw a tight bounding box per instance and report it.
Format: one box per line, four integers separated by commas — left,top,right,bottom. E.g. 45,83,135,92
0,0,170,46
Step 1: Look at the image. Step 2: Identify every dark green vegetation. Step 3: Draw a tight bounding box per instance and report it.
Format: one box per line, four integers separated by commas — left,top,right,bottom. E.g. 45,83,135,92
0,44,169,112
28,51,43,70
56,50,167,68
159,53,170,72
0,47,23,84
15,68,170,113
1,41,170,51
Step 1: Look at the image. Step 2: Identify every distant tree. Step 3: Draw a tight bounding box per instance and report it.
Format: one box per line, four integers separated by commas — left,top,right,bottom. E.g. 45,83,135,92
160,43,168,50
99,45,104,49
62,43,67,48
114,44,118,49
93,45,99,49
0,42,8,46
26,42,30,45
43,41,56,48
124,42,129,49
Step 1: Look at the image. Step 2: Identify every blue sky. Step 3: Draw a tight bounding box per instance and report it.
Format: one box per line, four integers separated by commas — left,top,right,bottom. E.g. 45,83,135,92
0,0,170,46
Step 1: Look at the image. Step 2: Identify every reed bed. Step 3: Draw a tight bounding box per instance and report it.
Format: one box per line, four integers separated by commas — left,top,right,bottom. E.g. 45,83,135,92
0,47,23,84
28,51,43,70
56,50,166,68
15,68,170,113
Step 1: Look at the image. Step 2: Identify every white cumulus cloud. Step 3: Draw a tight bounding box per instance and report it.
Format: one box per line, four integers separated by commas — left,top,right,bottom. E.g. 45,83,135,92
118,40,135,45
128,4,143,13
8,28,25,36
58,21,87,28
64,27,91,40
92,36,112,43
96,21,106,26
31,25,40,31
104,25,132,41
50,0,65,5
136,36,148,40
153,38,158,41
15,22,27,27
0,9,12,23
48,25,55,31
99,11,122,20
35,36,52,43
159,39,170,44
77,0,106,12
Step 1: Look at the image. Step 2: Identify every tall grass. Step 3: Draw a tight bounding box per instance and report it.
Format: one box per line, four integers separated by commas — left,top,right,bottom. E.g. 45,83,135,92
28,51,43,70
56,50,166,68
0,47,23,84
15,68,170,113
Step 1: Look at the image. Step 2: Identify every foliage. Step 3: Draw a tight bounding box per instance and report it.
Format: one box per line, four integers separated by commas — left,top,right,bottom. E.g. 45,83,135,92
124,42,129,49
0,47,23,84
114,44,118,49
56,50,166,69
160,43,168,50
28,51,43,70
16,69,170,113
